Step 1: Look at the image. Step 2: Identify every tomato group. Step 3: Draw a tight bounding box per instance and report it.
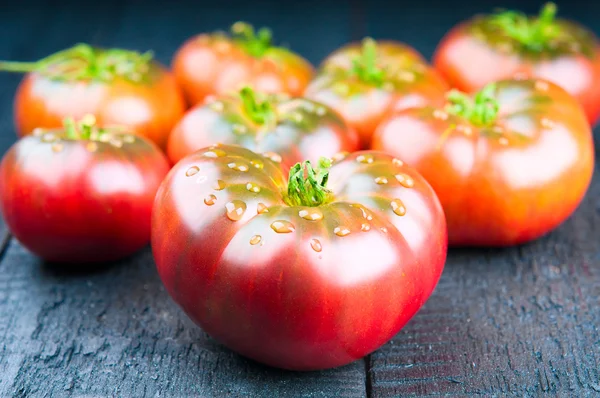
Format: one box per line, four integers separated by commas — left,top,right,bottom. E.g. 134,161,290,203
2,44,185,149
373,79,594,246
152,144,447,370
0,116,170,263
173,22,314,106
306,38,448,148
167,87,359,170
434,3,600,124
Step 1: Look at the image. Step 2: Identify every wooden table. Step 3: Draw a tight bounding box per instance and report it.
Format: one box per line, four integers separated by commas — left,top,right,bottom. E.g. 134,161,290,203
1,1,599,396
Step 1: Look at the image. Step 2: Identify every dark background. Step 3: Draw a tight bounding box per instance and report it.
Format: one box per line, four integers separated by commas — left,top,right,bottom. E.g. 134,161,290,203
0,1,599,397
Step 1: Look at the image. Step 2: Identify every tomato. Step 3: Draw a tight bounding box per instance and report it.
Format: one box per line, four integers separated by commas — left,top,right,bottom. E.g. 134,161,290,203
305,38,448,148
373,79,594,246
167,87,359,170
152,144,447,370
0,116,170,263
0,43,185,149
434,3,600,124
173,22,314,106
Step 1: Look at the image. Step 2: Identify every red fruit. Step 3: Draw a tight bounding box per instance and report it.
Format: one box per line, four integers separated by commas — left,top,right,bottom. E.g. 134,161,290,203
152,145,447,370
0,116,170,263
167,87,359,171
305,38,448,148
0,43,185,149
434,3,600,124
173,22,314,106
373,79,594,246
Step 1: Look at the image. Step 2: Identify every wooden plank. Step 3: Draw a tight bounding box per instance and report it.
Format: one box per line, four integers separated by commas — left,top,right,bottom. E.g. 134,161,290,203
368,135,600,397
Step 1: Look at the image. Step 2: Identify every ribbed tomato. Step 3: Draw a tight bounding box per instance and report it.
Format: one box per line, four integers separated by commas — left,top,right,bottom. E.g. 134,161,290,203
152,144,447,370
0,43,185,149
0,116,170,263
305,38,448,148
173,22,314,106
373,79,594,246
434,3,600,124
167,87,359,170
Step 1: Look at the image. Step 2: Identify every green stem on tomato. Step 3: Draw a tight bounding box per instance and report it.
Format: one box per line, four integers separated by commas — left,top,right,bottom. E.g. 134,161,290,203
239,87,276,125
351,37,385,87
491,2,561,52
62,115,105,140
0,43,154,83
285,158,333,207
231,22,273,58
445,83,499,127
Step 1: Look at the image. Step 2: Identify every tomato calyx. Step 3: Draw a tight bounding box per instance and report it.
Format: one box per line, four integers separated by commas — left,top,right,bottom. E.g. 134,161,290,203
231,22,273,58
351,38,386,87
239,87,276,126
0,43,154,83
285,158,333,207
445,83,499,127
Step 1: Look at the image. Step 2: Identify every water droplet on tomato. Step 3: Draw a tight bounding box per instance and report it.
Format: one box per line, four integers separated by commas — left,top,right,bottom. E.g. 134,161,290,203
263,152,282,163
250,235,262,245
204,149,226,158
433,110,448,121
186,166,200,177
204,194,217,206
375,176,388,185
298,208,324,221
213,180,226,191
123,134,136,143
290,111,304,123
457,125,473,136
541,118,555,129
41,133,57,143
271,220,295,233
310,239,322,252
233,124,248,135
251,159,264,169
535,80,549,92
361,223,371,232
210,101,224,112
110,138,123,148
380,227,388,233
392,158,404,167
396,173,414,188
246,182,261,193
51,143,64,153
356,154,374,164
316,106,327,116
225,200,247,221
332,152,348,163
228,162,249,172
334,226,351,237
257,203,269,214
391,199,406,216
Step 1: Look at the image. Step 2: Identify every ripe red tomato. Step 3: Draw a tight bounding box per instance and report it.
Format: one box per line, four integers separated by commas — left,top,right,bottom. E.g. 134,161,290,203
0,116,170,263
152,144,447,370
305,38,448,148
0,43,185,149
373,79,594,246
434,3,600,124
173,22,314,106
167,87,359,170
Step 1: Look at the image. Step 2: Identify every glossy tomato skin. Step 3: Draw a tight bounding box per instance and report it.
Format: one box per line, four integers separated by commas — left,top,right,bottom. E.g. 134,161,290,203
0,131,170,263
14,64,186,149
434,20,600,124
305,40,448,148
373,79,595,246
173,34,314,106
167,95,359,171
152,145,446,370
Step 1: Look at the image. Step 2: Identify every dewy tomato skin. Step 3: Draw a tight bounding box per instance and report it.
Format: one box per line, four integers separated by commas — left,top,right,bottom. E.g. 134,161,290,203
173,22,314,106
373,79,595,247
152,145,447,370
305,38,448,148
0,120,170,263
167,88,360,171
1,44,185,149
433,3,600,125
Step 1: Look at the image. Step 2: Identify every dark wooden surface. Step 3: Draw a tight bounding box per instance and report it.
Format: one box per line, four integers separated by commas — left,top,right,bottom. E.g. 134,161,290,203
0,1,599,396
